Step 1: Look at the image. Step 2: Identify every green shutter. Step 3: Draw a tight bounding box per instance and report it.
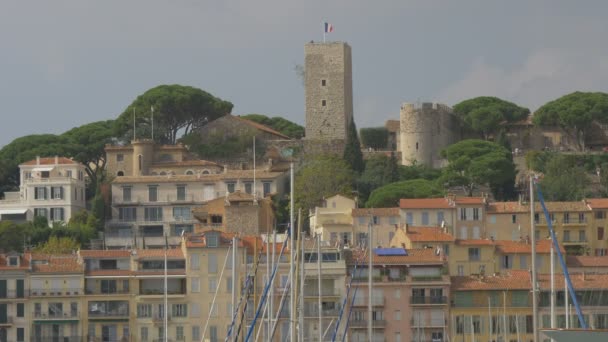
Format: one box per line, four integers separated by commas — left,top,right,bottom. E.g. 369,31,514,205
16,279,24,298
453,292,473,307
0,304,7,323
0,280,6,298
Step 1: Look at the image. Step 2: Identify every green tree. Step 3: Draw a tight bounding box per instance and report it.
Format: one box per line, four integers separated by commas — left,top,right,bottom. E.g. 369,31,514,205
116,84,233,144
343,120,364,173
398,161,442,181
241,114,305,139
454,96,530,139
533,91,608,151
359,127,388,150
34,236,80,254
295,155,354,213
366,179,443,208
357,154,400,203
539,154,589,201
440,139,516,197
0,221,27,252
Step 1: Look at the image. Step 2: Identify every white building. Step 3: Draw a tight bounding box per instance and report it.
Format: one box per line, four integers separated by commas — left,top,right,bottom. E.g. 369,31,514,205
0,156,87,224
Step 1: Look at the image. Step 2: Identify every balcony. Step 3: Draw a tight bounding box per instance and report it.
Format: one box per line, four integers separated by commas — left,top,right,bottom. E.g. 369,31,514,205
303,306,341,317
30,336,82,342
30,288,82,297
563,217,587,225
303,288,338,297
411,275,445,282
152,314,173,324
349,319,386,328
88,310,129,319
138,289,186,296
562,237,588,245
33,311,80,319
411,317,448,327
0,316,13,326
85,288,130,295
411,296,448,305
0,290,27,299
352,296,385,307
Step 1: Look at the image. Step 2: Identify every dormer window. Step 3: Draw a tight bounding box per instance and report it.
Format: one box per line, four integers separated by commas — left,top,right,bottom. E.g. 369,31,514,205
8,256,19,267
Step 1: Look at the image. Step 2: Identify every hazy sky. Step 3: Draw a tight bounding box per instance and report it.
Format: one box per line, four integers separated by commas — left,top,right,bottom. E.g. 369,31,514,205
1,0,608,147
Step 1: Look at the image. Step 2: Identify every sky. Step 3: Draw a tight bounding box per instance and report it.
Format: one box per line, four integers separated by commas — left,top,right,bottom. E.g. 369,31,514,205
1,0,608,148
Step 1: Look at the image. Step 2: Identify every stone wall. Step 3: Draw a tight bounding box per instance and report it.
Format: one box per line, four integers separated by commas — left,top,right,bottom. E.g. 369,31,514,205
304,42,353,141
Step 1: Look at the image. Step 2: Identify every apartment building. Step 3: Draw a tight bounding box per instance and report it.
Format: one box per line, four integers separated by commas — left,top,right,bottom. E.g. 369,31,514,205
0,156,87,224
345,248,449,342
309,195,356,245
0,253,29,342
351,208,401,248
584,199,608,256
450,270,534,342
104,140,287,249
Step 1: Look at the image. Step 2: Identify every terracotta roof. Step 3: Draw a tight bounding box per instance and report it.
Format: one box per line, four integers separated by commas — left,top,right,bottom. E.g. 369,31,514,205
495,239,563,254
454,197,485,205
233,115,291,140
30,254,83,273
227,191,256,202
585,198,608,209
85,269,133,277
538,273,608,290
136,248,184,259
566,255,608,268
407,227,455,242
352,208,399,217
21,157,78,166
455,239,496,246
385,120,400,132
0,253,30,270
79,250,131,258
349,248,445,265
487,201,590,213
400,198,451,209
112,170,284,184
451,270,531,291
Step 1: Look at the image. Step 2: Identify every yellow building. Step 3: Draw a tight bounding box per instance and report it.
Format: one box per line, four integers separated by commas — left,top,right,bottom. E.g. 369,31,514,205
309,194,356,245
450,270,533,342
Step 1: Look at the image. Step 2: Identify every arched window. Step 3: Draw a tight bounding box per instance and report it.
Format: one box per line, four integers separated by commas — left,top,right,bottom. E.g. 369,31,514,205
202,170,210,175
160,171,167,176
117,171,124,177
186,170,194,175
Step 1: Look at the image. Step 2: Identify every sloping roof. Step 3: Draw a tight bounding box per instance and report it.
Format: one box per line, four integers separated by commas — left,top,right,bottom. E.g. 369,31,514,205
78,250,131,258
400,198,451,209
451,270,531,291
487,201,590,213
585,198,608,209
21,157,78,166
30,254,82,273
454,197,485,205
352,208,399,217
136,248,184,259
232,115,291,139
0,253,30,271
455,239,496,246
407,227,455,242
566,255,608,268
538,273,608,290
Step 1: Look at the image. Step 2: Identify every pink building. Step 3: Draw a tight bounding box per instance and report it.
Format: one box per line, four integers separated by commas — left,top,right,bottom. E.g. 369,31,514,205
345,247,449,342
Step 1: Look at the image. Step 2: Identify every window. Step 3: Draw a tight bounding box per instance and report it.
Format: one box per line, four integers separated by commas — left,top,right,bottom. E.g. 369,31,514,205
190,254,200,270
227,303,233,317
122,186,132,202
416,142,419,150
144,207,162,221
443,244,450,256
406,212,413,225
138,155,143,171
563,212,570,224
176,185,186,201
172,304,188,317
563,230,571,242
460,227,467,239
191,277,200,293
51,186,63,199
209,303,218,317
138,304,152,318
34,208,48,218
17,328,24,342
473,208,480,220
512,214,517,224
9,257,18,267
472,226,480,239
458,265,464,276
244,182,253,194
321,79,326,86
579,229,586,242
192,326,201,340
358,217,365,225
101,280,117,294
389,216,397,225
468,248,480,261
207,233,219,247
372,216,379,225
520,255,527,269
35,187,47,200
502,255,512,269
118,207,136,222
421,212,429,225
24,171,32,179
579,213,585,223
460,208,467,220
50,208,64,221
596,211,606,219
176,326,184,340
116,154,124,162
394,310,401,321
210,326,218,342
599,227,605,240
17,303,24,317
49,302,63,316
173,207,191,220
321,100,326,106
141,327,148,341
226,277,232,292
341,232,351,245
437,211,444,225
263,182,271,196
596,248,608,256
394,289,401,299
148,186,158,202
209,278,217,292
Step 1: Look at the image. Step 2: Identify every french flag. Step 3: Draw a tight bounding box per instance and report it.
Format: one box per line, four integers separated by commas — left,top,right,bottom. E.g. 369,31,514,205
324,22,334,33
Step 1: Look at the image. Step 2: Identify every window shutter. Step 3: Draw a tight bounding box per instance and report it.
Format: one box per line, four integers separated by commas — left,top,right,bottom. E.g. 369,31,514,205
59,187,64,199
35,189,39,200
51,187,55,199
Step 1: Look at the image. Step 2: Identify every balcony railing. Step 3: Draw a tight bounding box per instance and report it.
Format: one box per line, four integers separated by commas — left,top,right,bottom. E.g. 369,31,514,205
411,275,445,282
563,237,588,244
411,317,448,327
349,319,386,328
33,311,80,319
411,296,448,305
303,306,341,317
304,288,338,296
85,288,130,295
87,311,129,318
30,336,82,342
30,288,82,297
0,290,26,299
352,296,385,307
139,289,186,296
0,316,13,325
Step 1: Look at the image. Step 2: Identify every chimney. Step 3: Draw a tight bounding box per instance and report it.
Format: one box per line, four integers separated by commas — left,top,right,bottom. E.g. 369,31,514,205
54,155,59,164
36,156,40,165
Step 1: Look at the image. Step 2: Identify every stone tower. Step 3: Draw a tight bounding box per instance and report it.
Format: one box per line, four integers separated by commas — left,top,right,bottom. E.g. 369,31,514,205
400,102,460,167
304,42,353,140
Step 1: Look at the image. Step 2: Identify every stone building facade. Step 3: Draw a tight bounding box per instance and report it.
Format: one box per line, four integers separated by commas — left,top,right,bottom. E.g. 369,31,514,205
400,102,461,167
304,42,353,141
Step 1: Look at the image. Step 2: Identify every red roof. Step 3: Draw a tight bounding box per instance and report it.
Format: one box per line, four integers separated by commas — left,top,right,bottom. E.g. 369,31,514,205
400,198,451,209
136,248,184,259
585,198,608,209
566,255,608,268
21,157,78,166
79,250,131,258
407,227,454,242
454,197,485,205
538,273,608,290
456,239,496,246
233,115,291,139
30,254,82,273
452,270,531,290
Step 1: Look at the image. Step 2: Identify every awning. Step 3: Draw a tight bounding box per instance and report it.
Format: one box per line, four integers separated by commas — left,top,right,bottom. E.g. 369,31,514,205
31,167,54,172
0,209,28,215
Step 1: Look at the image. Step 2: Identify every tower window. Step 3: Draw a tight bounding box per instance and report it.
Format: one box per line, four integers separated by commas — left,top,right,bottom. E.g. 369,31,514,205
322,100,326,106
416,142,419,150
321,79,326,86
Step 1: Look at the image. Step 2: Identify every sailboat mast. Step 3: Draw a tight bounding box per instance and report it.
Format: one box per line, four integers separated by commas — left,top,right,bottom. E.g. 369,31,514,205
368,221,373,341
318,233,322,342
289,163,295,342
551,244,556,336
530,175,539,342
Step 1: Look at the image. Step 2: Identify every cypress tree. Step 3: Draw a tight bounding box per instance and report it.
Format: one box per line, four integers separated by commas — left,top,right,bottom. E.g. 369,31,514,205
343,120,364,173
